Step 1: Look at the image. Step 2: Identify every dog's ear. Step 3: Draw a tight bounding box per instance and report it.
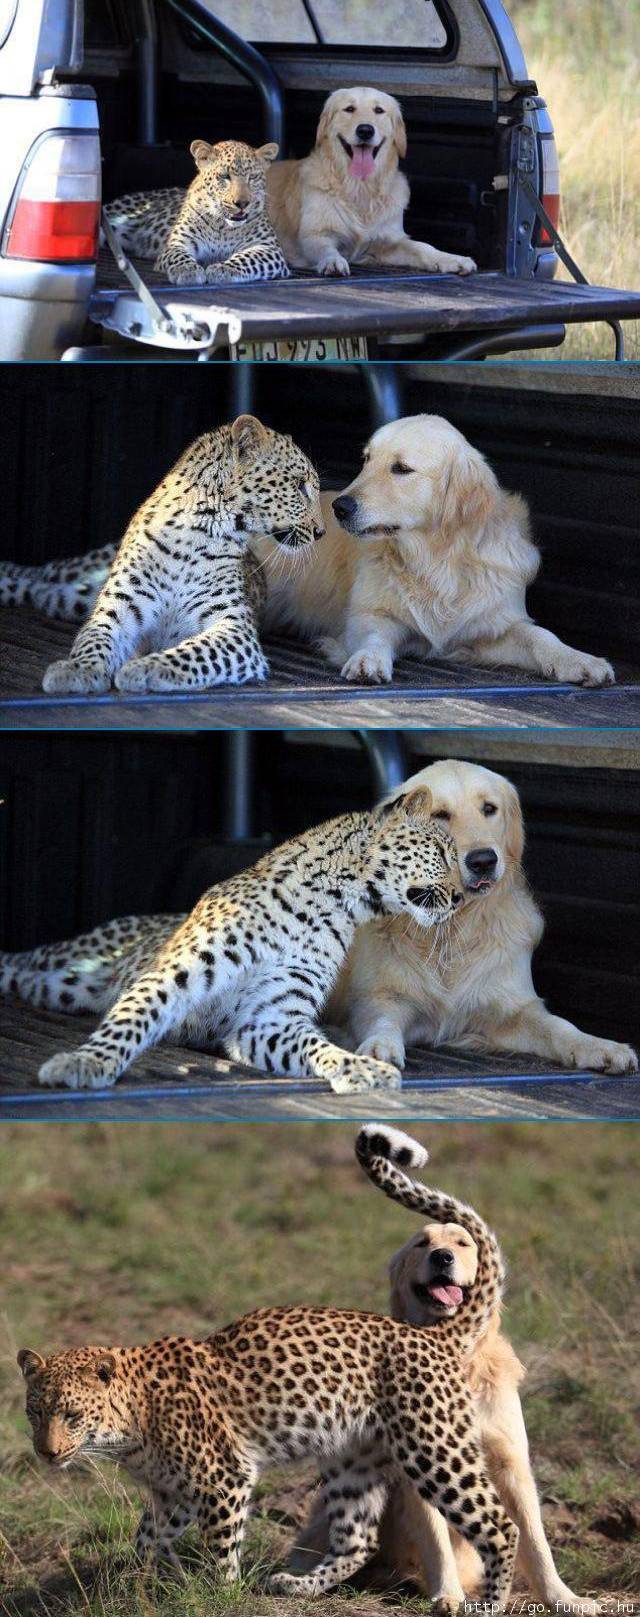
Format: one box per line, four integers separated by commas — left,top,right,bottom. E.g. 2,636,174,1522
388,1246,409,1320
390,99,407,159
190,139,216,170
230,414,269,463
503,779,525,865
316,92,338,149
438,444,497,537
256,142,279,165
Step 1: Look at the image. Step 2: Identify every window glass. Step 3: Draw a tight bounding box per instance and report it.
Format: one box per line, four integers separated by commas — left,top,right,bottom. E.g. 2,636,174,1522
0,0,17,50
311,0,449,48
196,1,316,44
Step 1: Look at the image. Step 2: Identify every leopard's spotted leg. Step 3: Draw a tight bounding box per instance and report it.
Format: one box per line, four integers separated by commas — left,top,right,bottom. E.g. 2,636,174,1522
396,1423,519,1611
36,908,253,1089
115,606,268,692
269,1454,389,1596
228,1011,401,1093
196,1469,255,1584
205,244,290,283
42,561,161,694
1,545,115,621
135,1494,194,1575
155,237,206,287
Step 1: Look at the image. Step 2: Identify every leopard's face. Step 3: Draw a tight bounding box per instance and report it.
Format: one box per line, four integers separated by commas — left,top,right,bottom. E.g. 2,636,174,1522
228,416,325,551
368,792,464,927
18,1348,134,1469
190,139,275,226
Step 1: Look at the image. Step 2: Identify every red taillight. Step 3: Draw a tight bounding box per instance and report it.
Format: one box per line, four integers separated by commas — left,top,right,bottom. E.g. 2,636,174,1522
4,133,101,264
7,199,100,261
539,192,560,246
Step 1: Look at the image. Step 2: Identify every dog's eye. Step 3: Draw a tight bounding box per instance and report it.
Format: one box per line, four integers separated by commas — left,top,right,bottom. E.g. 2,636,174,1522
374,106,385,114
344,105,356,113
482,802,497,817
391,461,414,475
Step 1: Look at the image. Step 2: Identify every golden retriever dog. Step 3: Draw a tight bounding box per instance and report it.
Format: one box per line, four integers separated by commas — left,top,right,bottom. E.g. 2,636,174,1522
292,1127,600,1614
266,87,476,277
330,758,637,1076
258,414,615,687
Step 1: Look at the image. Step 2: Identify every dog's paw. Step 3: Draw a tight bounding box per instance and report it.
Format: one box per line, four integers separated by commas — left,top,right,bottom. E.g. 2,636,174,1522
569,1037,638,1076
435,252,477,275
431,1596,465,1617
340,650,393,683
357,1030,406,1069
549,651,615,687
38,1050,116,1090
318,251,350,277
42,659,110,695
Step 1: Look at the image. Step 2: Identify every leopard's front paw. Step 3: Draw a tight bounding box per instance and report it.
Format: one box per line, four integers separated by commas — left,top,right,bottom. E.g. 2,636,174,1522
330,1053,402,1094
164,262,206,287
42,659,111,695
114,656,161,693
38,1050,116,1091
340,649,393,684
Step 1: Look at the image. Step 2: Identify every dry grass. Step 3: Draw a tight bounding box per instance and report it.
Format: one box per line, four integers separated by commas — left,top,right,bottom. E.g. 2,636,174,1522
508,0,640,358
0,1122,639,1616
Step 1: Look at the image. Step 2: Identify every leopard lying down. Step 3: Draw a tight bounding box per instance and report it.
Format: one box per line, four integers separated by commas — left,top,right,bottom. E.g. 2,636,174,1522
1,789,462,1093
103,138,290,286
19,1131,518,1605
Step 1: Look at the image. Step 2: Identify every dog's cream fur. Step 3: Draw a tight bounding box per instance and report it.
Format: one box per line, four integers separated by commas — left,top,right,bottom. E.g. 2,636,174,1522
330,759,637,1075
256,415,615,687
266,87,476,277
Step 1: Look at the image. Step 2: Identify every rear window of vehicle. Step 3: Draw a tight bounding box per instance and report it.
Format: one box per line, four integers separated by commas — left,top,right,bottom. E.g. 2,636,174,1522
199,0,453,51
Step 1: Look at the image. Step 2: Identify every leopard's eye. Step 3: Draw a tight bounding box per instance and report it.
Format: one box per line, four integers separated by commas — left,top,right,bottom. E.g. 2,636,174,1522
432,808,451,822
220,170,231,182
391,461,414,475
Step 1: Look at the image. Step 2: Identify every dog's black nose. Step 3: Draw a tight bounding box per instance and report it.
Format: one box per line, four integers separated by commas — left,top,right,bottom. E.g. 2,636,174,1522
355,123,375,143
332,494,357,524
434,1249,454,1268
465,847,498,876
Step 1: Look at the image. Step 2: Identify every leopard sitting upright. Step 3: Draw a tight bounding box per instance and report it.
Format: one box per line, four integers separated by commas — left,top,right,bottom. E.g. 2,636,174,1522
103,138,290,286
35,414,323,695
1,788,463,1093
19,1245,519,1603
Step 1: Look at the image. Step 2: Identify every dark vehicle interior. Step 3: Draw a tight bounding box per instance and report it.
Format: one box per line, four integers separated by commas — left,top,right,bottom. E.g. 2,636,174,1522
1,730,638,1113
1,365,638,711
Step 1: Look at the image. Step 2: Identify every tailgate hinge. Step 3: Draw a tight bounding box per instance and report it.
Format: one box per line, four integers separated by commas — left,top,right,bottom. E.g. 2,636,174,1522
100,213,242,355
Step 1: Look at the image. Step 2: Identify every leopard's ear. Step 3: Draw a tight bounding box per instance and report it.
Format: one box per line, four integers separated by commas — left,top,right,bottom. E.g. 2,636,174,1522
230,414,269,462
95,1352,117,1386
18,1349,45,1379
256,142,279,164
190,139,214,170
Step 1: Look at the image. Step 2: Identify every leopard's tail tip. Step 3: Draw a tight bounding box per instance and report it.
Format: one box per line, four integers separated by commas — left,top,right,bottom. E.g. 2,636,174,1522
356,1123,428,1172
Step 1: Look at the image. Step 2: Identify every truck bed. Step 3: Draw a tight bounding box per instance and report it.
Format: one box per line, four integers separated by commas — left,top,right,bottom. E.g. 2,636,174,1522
3,607,639,730
1,1001,637,1121
90,255,640,353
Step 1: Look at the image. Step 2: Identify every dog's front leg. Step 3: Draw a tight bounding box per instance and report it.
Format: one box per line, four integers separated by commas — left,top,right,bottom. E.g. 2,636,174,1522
453,619,614,687
298,194,351,275
484,998,637,1075
372,235,477,275
339,611,407,683
484,1390,601,1614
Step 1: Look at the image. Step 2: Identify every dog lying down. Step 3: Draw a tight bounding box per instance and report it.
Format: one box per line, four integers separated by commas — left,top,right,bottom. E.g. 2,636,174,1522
266,87,477,277
257,413,615,687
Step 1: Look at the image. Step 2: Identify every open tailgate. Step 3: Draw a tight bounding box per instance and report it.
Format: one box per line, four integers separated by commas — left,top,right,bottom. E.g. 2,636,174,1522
89,256,640,354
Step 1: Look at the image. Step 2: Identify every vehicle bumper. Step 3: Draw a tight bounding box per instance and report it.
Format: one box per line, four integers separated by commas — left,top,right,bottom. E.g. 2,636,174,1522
0,258,95,359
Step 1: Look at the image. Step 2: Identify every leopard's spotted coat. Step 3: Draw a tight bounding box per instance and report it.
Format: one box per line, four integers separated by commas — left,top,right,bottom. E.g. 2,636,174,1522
1,791,463,1093
103,139,289,285
29,415,323,695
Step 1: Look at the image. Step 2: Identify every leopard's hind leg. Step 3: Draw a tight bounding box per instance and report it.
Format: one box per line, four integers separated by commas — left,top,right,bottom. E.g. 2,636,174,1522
268,1448,390,1596
0,545,116,621
225,976,401,1093
0,916,178,1014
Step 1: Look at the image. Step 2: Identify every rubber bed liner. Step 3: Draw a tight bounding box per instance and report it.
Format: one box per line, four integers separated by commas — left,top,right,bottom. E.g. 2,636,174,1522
2,608,639,731
1,1002,638,1121
90,256,640,348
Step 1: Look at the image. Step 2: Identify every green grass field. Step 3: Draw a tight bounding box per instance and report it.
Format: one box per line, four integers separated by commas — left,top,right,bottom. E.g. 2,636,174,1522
508,0,640,358
1,1122,638,1617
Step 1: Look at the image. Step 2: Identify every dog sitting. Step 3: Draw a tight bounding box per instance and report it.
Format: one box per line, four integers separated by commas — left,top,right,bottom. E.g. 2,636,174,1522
266,87,476,278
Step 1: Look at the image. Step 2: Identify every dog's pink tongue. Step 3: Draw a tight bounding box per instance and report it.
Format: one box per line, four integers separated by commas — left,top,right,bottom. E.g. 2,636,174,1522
351,146,375,179
430,1284,463,1307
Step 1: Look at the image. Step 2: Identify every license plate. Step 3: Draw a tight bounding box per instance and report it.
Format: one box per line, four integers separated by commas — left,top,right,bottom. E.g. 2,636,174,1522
230,335,369,362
